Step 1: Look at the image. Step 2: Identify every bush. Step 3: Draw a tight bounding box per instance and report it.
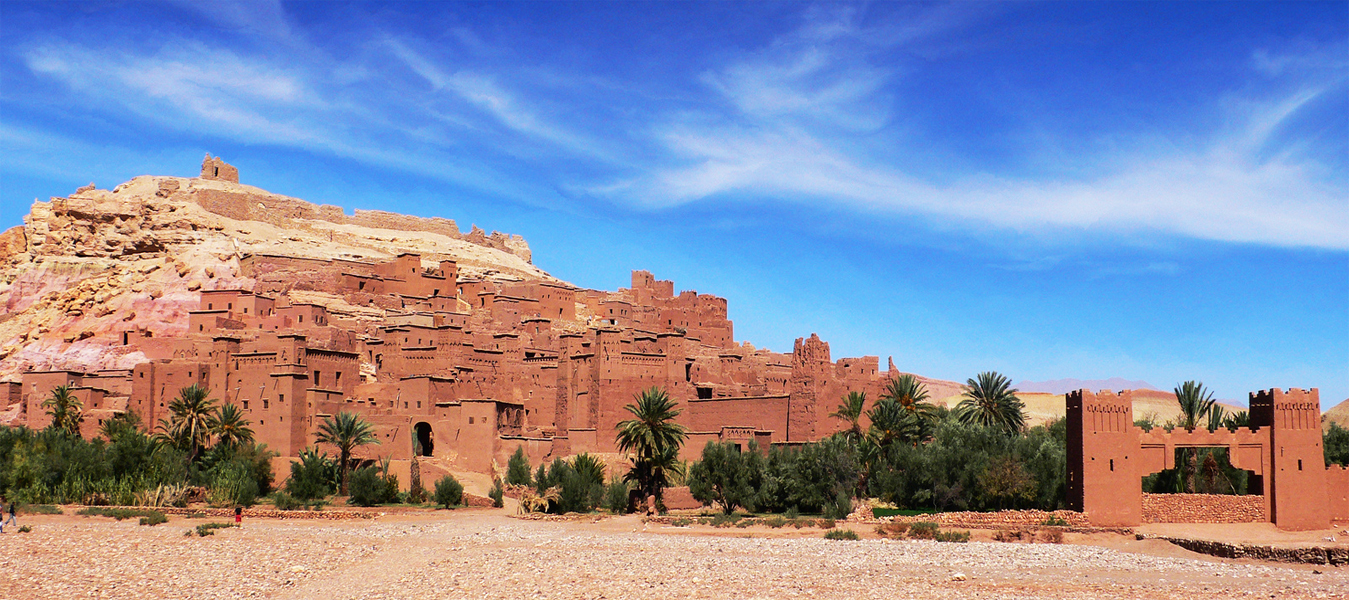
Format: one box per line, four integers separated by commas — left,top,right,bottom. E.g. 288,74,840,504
195,522,236,537
77,507,164,521
206,461,259,508
349,467,397,507
434,475,464,509
824,528,859,540
272,491,302,511
506,447,533,487
18,525,32,533
138,512,168,526
1042,515,1070,527
823,490,852,520
1326,423,1349,467
934,530,970,543
603,479,630,514
908,521,939,540
286,448,337,501
489,479,504,508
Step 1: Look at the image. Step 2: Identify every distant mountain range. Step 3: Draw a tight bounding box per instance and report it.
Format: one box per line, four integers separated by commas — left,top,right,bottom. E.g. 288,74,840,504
1014,378,1162,395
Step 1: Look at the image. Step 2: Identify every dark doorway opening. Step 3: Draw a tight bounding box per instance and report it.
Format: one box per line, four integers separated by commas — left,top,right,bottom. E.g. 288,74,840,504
414,422,434,457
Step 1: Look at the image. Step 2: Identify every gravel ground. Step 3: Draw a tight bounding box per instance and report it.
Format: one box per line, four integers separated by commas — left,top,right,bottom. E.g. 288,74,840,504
1,513,1345,599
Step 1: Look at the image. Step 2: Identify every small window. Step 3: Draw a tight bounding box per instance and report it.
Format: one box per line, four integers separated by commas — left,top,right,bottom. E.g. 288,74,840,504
1298,459,1303,471
263,399,269,409
469,416,474,424
1109,459,1114,472
279,394,284,403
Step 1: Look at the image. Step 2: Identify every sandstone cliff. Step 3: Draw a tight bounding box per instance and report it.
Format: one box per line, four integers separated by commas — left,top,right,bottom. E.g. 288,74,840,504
0,172,554,381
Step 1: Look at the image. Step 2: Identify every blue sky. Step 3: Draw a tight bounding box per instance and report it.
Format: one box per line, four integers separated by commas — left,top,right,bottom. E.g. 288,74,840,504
2,1,1346,406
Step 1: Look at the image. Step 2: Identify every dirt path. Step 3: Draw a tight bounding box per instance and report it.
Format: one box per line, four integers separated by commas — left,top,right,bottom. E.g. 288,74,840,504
2,512,1346,600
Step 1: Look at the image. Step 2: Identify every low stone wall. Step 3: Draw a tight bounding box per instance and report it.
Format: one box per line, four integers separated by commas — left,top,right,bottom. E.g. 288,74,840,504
879,509,1090,530
88,506,376,520
1142,493,1264,523
1142,534,1349,565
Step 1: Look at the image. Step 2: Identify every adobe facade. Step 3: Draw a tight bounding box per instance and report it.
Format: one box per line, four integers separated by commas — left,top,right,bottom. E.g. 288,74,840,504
1068,388,1348,530
14,249,900,483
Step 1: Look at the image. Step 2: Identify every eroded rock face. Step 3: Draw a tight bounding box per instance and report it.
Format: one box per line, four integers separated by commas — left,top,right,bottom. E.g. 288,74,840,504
0,171,546,381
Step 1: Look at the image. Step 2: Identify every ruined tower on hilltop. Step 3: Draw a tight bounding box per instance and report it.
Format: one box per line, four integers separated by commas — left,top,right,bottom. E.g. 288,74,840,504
200,154,239,183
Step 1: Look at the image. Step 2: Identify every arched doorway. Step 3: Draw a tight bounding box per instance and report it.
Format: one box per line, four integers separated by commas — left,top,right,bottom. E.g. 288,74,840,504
414,422,434,457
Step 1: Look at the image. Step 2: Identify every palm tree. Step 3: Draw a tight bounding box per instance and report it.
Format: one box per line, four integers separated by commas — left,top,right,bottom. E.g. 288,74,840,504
1206,405,1227,433
1224,410,1250,430
955,371,1026,434
1175,380,1216,430
830,392,867,440
212,403,255,449
316,411,380,495
866,397,922,447
1174,380,1216,492
155,384,218,462
882,374,936,421
42,385,84,435
615,387,688,509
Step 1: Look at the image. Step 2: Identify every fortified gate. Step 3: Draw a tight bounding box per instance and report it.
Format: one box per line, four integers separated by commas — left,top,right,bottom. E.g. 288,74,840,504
1068,388,1349,531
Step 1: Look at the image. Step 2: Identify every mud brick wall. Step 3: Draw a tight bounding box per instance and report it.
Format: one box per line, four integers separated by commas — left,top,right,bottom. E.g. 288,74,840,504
1141,493,1265,523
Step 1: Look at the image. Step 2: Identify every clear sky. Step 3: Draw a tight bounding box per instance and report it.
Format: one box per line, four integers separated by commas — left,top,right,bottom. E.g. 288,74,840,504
2,2,1346,406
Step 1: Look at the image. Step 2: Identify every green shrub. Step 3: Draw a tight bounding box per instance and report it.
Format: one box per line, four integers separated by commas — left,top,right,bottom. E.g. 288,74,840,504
434,475,464,509
823,490,852,520
206,461,259,508
934,530,970,543
908,521,939,540
272,491,302,511
77,507,164,521
669,517,693,527
286,448,337,501
784,506,800,520
195,522,236,537
824,528,859,540
763,516,787,528
815,518,836,529
1325,423,1349,467
687,441,751,514
506,446,533,486
138,512,168,526
488,480,504,508
708,513,743,528
1042,515,1070,527
603,479,630,514
19,525,32,533
349,467,397,507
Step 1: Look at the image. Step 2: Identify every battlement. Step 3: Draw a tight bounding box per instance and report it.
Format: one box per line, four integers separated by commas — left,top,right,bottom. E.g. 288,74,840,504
1249,387,1320,430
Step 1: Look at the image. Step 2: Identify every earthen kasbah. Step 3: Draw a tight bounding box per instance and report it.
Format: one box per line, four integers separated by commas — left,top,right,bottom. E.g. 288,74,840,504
0,156,964,483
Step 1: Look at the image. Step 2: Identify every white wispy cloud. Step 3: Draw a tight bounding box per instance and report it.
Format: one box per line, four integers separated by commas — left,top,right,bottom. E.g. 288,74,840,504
602,14,1349,250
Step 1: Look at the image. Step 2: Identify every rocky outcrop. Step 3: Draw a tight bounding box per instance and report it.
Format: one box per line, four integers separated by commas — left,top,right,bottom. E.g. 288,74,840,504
0,171,552,382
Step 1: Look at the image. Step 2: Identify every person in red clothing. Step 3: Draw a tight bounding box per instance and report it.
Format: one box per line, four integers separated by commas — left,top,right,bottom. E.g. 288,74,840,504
234,505,242,525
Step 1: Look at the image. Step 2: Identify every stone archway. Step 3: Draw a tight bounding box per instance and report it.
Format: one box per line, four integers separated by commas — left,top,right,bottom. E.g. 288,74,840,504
414,422,434,457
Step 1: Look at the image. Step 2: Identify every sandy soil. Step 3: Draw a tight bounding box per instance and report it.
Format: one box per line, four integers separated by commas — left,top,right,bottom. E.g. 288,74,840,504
2,510,1346,600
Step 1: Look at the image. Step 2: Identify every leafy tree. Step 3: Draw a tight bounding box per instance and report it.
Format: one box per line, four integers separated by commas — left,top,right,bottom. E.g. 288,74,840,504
829,392,867,440
603,477,631,514
211,403,254,449
978,455,1037,509
42,385,84,436
615,387,688,509
955,371,1026,434
506,446,532,486
315,411,379,495
1325,422,1349,467
570,453,607,510
533,462,550,493
687,441,750,514
155,384,218,462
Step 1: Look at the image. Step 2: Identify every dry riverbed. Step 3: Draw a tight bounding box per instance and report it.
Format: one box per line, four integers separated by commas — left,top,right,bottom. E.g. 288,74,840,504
1,511,1345,599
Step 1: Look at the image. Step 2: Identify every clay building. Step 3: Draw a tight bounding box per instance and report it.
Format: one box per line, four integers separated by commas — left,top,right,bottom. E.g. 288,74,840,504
16,245,902,487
